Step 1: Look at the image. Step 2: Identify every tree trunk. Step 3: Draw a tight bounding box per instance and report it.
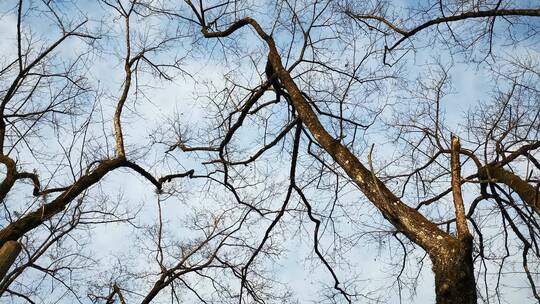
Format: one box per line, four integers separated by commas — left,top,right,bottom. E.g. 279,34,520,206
431,239,477,304
200,20,479,304
0,240,21,280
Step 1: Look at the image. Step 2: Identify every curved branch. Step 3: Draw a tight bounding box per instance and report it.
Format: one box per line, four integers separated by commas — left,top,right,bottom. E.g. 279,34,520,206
347,8,540,52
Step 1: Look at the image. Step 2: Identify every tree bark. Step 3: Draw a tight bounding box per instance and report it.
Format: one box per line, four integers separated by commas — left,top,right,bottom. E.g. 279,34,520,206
267,46,479,304
0,240,21,280
481,164,540,214
199,18,479,304
432,240,477,304
433,136,477,303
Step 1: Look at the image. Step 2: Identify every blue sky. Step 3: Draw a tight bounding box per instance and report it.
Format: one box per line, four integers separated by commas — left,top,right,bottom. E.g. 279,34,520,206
0,0,538,303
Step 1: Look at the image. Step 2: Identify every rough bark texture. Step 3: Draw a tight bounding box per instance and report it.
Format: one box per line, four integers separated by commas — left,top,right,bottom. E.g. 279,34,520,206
432,240,477,304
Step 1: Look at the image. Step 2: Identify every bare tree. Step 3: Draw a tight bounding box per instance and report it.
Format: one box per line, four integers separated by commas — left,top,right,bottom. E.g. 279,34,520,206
0,0,538,303
145,0,539,303
0,1,288,303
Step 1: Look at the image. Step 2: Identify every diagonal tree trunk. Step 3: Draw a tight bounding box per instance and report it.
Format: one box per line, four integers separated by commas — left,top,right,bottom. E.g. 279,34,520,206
267,30,477,304
198,15,479,304
269,47,478,303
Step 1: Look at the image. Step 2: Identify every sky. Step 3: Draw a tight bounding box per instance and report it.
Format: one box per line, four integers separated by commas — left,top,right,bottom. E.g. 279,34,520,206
0,0,538,303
